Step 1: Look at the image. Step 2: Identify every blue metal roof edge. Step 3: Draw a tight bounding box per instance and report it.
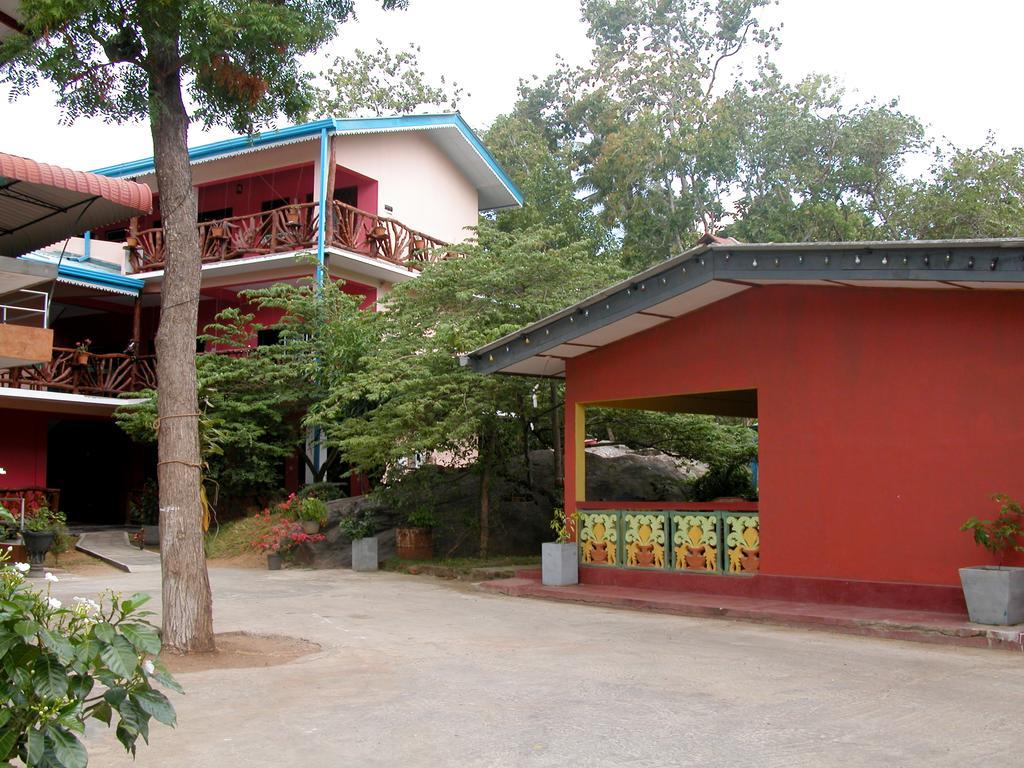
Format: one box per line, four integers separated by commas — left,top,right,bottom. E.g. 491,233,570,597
91,113,523,209
57,262,143,295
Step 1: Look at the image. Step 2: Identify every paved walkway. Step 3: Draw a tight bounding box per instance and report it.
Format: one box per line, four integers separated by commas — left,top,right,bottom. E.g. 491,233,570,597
480,573,1024,652
75,530,161,572
45,566,1024,767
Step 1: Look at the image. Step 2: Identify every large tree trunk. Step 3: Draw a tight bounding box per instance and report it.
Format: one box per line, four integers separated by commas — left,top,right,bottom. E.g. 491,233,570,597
146,30,215,654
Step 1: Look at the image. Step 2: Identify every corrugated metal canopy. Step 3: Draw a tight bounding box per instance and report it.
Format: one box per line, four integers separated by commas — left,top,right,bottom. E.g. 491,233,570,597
464,238,1024,378
0,152,153,257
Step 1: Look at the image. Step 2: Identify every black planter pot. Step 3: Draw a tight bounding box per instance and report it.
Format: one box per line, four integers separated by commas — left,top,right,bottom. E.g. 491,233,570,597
21,530,55,575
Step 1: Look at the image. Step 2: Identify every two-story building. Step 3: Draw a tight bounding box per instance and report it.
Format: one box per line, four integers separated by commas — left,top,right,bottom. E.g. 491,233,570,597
0,114,522,524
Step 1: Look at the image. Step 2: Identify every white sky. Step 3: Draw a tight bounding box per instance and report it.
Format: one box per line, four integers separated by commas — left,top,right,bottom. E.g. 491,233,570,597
1,0,1021,172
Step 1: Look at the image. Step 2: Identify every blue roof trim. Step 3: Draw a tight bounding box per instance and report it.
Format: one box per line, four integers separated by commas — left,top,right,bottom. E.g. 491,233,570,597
57,263,143,295
90,113,523,209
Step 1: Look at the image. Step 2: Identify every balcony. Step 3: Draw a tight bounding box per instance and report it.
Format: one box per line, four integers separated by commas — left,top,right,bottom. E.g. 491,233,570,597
125,201,450,275
0,289,54,369
0,347,156,398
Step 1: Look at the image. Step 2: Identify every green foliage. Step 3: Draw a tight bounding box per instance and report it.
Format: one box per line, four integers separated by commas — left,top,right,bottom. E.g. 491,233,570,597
319,223,625,475
295,482,345,502
961,494,1024,568
889,142,1024,239
2,0,408,133
404,507,438,530
549,508,576,543
116,277,373,502
723,70,924,243
315,39,463,117
296,498,328,526
338,508,381,540
0,552,181,767
23,508,66,534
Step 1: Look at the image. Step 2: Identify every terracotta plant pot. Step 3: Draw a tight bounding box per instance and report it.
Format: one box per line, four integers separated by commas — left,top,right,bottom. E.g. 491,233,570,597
267,553,283,571
301,520,320,535
75,352,89,366
370,225,388,239
395,527,433,560
285,208,301,227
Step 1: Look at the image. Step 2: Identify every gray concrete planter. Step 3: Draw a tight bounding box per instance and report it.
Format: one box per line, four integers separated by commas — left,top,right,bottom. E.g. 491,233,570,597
542,542,578,586
352,537,379,572
959,566,1024,625
142,525,160,546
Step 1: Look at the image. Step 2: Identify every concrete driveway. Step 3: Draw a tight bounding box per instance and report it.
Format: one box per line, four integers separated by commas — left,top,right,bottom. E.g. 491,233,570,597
49,566,1023,768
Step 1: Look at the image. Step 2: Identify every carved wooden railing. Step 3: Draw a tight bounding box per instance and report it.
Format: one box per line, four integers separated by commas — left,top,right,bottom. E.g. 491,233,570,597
126,201,451,274
0,348,157,397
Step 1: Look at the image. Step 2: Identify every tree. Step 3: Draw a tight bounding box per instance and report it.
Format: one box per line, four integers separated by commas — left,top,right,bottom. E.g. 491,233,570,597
2,0,407,654
723,69,924,242
315,39,463,117
888,141,1024,239
116,278,373,505
546,0,781,269
318,223,625,555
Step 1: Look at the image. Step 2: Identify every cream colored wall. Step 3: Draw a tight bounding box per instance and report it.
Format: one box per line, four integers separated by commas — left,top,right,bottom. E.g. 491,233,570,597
333,132,479,245
132,139,320,189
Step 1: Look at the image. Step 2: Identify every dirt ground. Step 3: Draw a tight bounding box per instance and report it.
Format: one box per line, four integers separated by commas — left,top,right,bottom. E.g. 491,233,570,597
162,632,320,675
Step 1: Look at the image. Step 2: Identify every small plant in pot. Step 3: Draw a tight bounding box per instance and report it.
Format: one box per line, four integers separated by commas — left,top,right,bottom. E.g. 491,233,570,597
251,512,325,570
396,507,437,560
296,497,329,535
542,507,579,587
21,506,66,576
959,493,1024,625
340,510,381,572
73,338,92,366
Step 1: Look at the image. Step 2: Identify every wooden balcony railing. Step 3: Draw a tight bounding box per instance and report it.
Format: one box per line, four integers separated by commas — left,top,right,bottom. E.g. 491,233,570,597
0,348,157,398
126,201,450,274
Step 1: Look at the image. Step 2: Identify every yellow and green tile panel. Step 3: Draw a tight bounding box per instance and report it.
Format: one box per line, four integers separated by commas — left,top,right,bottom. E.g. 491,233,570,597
578,509,759,575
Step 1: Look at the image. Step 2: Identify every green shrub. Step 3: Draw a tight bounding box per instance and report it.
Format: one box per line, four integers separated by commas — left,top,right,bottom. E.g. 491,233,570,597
296,498,328,525
295,482,344,502
0,546,181,766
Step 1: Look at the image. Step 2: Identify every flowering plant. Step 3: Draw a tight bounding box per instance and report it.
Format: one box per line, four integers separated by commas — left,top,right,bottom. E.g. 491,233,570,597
0,546,181,767
74,338,92,355
250,511,325,554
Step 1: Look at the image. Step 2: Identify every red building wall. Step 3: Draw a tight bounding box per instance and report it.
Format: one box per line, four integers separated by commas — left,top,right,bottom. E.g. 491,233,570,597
0,410,48,487
565,285,1024,596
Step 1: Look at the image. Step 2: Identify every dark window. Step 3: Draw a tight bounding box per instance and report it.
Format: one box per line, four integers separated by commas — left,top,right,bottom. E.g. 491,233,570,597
334,186,358,207
261,198,289,212
103,228,128,242
198,207,232,223
196,337,206,353
257,329,281,347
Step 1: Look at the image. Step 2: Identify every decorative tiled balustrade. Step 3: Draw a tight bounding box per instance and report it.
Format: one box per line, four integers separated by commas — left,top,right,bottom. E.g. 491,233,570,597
577,506,760,575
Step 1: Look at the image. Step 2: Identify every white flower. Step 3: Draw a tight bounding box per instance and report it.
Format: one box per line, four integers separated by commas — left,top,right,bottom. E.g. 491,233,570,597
44,572,59,583
72,596,100,613
13,562,30,573
143,660,155,675
47,597,62,610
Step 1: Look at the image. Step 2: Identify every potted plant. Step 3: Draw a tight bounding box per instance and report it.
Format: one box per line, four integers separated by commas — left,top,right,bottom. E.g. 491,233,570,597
129,479,160,545
21,506,66,575
296,497,328,535
396,507,436,560
251,512,325,570
959,493,1024,625
74,338,92,366
543,507,579,587
340,510,380,572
